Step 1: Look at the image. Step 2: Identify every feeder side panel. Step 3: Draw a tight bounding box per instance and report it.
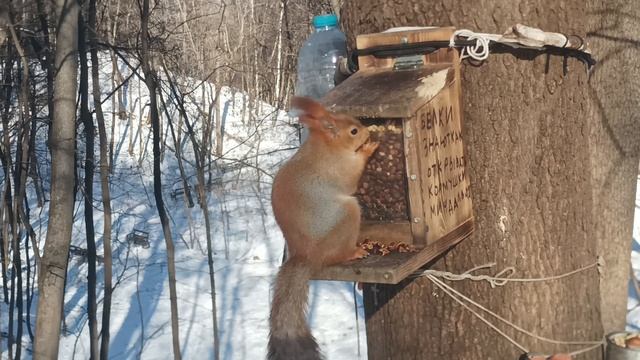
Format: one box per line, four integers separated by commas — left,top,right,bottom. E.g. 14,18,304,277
403,116,427,246
415,75,473,243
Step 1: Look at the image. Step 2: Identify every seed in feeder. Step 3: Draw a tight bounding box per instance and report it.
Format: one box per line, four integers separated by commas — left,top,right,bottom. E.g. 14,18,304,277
356,119,409,221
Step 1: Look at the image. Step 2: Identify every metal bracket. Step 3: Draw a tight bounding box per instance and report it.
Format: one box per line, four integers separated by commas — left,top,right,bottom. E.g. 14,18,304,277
393,54,424,71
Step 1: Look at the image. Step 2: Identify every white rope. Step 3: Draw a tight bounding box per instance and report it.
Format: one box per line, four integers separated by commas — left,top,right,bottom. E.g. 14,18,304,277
427,274,530,353
449,29,491,61
568,342,604,357
421,260,605,358
413,257,603,288
428,275,602,346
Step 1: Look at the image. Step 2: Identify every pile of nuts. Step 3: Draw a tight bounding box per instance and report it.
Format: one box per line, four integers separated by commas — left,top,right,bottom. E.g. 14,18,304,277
356,119,409,221
358,239,417,256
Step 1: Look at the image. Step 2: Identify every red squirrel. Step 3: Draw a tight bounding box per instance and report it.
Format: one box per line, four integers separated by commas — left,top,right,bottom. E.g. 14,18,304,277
268,97,378,360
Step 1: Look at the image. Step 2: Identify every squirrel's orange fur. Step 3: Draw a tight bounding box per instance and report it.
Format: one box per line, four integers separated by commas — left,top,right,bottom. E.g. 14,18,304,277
268,97,377,360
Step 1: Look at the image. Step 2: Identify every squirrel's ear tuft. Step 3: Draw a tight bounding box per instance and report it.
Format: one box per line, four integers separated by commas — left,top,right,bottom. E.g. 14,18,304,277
291,96,333,131
291,97,328,119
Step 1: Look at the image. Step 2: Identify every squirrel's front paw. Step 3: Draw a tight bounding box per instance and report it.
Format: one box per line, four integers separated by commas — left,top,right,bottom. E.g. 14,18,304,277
359,141,379,157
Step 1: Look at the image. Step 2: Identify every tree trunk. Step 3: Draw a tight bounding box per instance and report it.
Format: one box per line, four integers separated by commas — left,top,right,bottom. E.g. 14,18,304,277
88,0,114,356
109,50,120,173
139,0,182,358
23,195,36,341
79,9,99,359
157,78,194,209
164,69,220,359
341,2,640,359
10,17,33,358
35,0,55,158
1,35,15,307
34,0,79,356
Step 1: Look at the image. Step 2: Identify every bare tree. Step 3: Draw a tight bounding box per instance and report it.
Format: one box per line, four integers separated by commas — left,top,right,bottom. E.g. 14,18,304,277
79,7,99,358
33,0,79,356
87,0,115,357
163,68,220,359
0,22,14,309
1,10,17,359
139,0,182,358
35,0,55,158
7,8,33,358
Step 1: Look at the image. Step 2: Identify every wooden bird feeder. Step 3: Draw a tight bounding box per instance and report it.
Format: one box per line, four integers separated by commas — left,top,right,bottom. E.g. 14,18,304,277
68,245,104,263
313,27,474,284
127,229,150,249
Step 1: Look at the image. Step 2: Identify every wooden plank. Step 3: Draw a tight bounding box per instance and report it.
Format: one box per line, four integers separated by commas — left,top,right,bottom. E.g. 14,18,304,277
356,27,456,70
313,252,415,284
312,217,474,284
321,64,451,118
403,118,427,246
359,221,412,245
412,67,473,244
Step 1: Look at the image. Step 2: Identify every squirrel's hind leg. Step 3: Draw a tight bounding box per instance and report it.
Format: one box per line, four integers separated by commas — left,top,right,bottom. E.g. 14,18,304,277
318,198,364,265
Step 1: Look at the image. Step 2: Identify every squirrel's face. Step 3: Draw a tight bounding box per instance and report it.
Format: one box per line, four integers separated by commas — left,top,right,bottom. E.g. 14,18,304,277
332,114,370,152
291,96,371,152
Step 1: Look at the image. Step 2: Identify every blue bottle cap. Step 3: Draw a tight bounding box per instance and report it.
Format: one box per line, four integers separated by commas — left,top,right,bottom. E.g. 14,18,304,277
313,14,338,28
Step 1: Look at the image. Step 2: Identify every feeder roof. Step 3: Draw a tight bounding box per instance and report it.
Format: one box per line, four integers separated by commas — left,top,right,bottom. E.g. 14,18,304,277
321,64,454,118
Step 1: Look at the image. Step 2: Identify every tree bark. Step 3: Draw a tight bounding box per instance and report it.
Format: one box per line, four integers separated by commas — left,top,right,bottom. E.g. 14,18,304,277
157,75,194,209
87,0,114,356
1,31,15,307
23,195,36,341
341,1,640,359
163,68,220,359
34,0,79,356
139,0,182,358
79,9,99,359
35,0,55,158
9,15,33,358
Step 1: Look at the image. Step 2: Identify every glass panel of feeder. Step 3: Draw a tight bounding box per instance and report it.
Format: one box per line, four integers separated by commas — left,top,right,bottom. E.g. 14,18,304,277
356,118,409,221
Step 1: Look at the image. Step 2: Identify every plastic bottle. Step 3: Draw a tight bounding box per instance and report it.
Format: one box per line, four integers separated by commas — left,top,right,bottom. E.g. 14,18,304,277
294,14,347,100
293,14,346,142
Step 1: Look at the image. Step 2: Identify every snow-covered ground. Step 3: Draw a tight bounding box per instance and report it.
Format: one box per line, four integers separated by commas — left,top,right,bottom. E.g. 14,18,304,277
0,54,366,359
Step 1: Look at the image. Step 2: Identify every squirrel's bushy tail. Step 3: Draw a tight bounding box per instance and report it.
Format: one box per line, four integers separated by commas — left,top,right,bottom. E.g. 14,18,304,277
268,258,321,360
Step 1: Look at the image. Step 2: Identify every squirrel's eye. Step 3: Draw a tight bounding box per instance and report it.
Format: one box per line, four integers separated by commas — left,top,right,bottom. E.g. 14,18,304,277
350,128,358,135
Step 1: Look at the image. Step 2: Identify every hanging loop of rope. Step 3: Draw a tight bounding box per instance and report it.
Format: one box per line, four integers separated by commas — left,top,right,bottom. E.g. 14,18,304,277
413,259,605,358
449,29,491,61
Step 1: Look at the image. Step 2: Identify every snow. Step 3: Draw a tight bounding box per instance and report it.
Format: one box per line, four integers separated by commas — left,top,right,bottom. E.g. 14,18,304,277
0,54,366,359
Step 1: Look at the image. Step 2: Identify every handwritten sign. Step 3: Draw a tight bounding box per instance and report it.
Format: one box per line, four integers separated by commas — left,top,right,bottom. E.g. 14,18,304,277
414,85,472,243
